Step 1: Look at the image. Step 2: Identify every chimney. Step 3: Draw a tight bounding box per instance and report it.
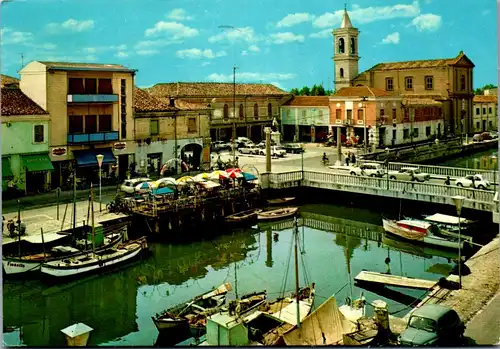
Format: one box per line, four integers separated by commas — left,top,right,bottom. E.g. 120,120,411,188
169,98,175,107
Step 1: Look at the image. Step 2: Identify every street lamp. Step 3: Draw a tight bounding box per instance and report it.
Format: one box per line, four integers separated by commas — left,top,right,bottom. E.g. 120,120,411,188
96,154,104,212
385,147,390,190
452,195,465,289
359,96,368,154
232,65,238,164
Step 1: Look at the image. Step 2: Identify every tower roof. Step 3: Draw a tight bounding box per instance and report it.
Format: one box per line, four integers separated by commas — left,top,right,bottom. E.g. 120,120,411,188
340,9,353,29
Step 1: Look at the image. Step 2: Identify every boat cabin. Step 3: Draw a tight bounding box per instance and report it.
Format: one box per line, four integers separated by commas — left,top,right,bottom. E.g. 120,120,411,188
396,220,431,235
204,313,249,346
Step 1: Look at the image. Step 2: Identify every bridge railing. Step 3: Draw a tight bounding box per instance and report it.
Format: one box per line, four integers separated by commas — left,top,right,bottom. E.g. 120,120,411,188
360,160,498,183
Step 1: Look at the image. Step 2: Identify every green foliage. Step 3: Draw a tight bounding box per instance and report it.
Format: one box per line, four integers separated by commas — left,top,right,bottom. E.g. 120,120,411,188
289,84,333,96
474,83,497,95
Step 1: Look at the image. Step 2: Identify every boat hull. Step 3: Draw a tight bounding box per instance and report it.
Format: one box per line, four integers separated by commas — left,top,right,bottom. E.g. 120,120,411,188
257,207,298,222
152,317,188,333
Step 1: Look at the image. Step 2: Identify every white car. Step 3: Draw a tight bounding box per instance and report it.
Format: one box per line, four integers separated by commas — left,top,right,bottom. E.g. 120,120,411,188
259,146,286,157
120,177,151,194
388,167,430,182
351,163,385,177
455,174,491,190
239,144,259,155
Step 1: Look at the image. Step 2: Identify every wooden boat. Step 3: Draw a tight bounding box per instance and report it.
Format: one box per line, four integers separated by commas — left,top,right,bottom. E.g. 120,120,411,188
2,231,124,276
257,207,298,221
152,282,233,335
382,218,466,249
267,197,296,206
422,213,476,235
225,209,262,225
39,236,148,279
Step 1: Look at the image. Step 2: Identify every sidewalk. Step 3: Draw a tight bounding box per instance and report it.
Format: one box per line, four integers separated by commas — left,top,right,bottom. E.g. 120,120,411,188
1,185,119,214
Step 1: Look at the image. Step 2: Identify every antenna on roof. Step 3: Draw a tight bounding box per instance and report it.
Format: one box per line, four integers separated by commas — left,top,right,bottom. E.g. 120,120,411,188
20,53,24,68
344,0,348,11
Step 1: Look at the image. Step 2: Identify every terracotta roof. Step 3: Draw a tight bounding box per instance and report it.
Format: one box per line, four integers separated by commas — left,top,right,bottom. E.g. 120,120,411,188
333,86,391,97
283,96,330,106
134,87,177,112
173,99,210,111
1,88,48,116
365,51,474,71
37,61,136,72
1,74,19,87
473,95,498,103
149,82,288,97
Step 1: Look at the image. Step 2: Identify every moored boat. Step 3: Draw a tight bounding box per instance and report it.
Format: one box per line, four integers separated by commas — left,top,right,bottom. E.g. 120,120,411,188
225,209,262,226
39,236,148,279
257,207,298,221
267,197,296,206
151,282,233,336
382,218,466,249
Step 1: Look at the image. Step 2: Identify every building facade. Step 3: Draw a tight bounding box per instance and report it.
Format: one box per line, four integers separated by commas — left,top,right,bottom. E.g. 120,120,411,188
472,94,498,132
19,61,137,187
280,96,330,142
133,87,211,176
148,82,291,143
1,86,52,193
332,9,474,136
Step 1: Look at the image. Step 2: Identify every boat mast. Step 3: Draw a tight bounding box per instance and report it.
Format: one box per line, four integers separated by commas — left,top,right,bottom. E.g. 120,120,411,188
90,183,96,258
17,200,21,258
294,215,300,328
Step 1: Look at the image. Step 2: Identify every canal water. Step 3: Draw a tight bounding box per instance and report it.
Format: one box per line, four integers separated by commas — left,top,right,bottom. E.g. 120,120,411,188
438,148,498,171
3,149,497,347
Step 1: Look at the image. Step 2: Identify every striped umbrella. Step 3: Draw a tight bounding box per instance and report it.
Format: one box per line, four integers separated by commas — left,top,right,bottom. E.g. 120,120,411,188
209,170,229,180
134,181,153,192
226,169,243,179
176,176,193,185
193,173,211,182
225,168,242,173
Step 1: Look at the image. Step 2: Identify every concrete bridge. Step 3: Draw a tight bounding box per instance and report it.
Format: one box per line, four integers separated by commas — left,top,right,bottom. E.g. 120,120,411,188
260,162,498,219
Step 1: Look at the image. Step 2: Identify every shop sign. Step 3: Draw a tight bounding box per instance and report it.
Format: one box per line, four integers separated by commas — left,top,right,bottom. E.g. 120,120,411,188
51,147,67,156
114,142,127,151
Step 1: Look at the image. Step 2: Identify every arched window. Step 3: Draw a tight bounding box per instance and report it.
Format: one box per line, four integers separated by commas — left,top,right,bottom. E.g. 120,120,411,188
223,104,229,119
254,103,259,118
460,75,466,90
268,103,272,117
338,38,345,54
350,38,356,54
239,104,244,119
340,68,344,78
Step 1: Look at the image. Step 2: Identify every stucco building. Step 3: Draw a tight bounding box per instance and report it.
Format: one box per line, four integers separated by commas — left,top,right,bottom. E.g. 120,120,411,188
133,87,211,176
19,61,137,186
1,85,52,193
148,82,291,142
280,96,330,142
472,94,498,132
332,9,474,137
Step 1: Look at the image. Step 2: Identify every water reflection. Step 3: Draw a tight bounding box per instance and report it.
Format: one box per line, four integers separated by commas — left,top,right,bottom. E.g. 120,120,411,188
439,149,498,171
3,206,456,347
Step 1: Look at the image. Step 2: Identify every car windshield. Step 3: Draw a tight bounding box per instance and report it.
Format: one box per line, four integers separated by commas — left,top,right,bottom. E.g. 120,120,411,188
409,316,437,333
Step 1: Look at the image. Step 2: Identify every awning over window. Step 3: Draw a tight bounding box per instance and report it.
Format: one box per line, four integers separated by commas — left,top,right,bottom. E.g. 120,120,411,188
22,154,54,172
73,148,116,168
2,157,13,177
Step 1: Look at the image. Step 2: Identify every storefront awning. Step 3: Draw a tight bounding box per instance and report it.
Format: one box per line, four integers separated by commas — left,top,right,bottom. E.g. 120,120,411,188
22,154,54,172
2,157,13,177
73,148,116,168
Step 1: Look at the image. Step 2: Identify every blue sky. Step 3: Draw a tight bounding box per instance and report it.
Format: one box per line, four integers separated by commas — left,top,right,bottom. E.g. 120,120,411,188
1,0,497,91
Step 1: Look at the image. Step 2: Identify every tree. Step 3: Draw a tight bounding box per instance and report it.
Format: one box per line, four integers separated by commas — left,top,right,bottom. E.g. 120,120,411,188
289,88,300,95
474,84,497,95
299,86,311,96
317,85,326,96
289,84,332,96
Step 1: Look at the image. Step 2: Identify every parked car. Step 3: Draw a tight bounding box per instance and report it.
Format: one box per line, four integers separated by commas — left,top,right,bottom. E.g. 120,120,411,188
212,141,231,151
239,144,260,155
352,163,384,177
259,146,286,157
472,132,491,142
389,167,430,182
120,177,151,194
399,304,465,346
489,131,498,139
455,174,491,190
256,140,276,149
236,137,252,144
282,143,305,154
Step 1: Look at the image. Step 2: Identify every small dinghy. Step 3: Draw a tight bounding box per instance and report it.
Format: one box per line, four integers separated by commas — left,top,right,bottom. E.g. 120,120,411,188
225,209,262,226
267,197,296,206
257,207,298,222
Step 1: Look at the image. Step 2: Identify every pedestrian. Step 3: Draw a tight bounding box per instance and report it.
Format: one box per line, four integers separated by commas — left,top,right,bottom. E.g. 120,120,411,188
444,176,451,185
351,153,356,165
345,153,350,166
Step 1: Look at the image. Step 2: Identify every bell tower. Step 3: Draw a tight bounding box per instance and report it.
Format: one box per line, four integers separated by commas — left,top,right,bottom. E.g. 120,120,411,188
332,7,359,91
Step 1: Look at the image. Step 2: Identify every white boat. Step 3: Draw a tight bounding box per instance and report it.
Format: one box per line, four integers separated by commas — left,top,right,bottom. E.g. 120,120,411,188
40,237,148,279
2,232,123,275
423,213,476,235
382,218,465,249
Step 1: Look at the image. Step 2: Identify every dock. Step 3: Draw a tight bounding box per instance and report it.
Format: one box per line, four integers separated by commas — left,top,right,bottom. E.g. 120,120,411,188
354,271,438,290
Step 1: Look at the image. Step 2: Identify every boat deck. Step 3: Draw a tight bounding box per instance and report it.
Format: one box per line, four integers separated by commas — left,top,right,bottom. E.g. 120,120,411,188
354,270,438,290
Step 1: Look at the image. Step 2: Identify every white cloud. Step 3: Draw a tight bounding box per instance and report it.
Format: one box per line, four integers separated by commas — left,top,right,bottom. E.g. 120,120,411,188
46,19,94,33
115,51,129,58
241,50,248,56
313,1,420,28
84,44,127,53
144,21,198,39
269,81,287,91
410,13,442,31
248,45,260,52
176,48,226,59
134,39,179,49
276,13,315,28
201,61,211,66
1,28,34,44
381,32,400,44
310,29,332,39
208,26,257,43
166,8,193,21
207,72,296,82
269,32,305,44
136,49,160,56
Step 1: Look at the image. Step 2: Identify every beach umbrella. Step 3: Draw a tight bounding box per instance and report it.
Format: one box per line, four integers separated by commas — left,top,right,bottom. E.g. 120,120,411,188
225,168,242,173
176,176,193,185
242,172,257,181
155,177,177,187
152,187,175,195
209,170,229,180
135,181,153,192
193,173,210,182
227,169,243,179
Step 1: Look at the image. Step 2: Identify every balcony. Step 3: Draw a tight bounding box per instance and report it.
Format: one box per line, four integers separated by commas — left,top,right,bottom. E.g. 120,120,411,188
67,94,118,103
67,131,119,144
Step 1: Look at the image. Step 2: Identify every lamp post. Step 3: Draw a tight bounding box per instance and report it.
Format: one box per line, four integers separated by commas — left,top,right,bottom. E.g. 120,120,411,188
452,195,465,289
385,147,390,190
359,96,368,154
96,154,104,212
232,65,238,164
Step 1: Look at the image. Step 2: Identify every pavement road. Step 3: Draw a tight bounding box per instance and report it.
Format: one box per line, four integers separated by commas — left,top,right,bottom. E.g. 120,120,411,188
464,291,500,345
